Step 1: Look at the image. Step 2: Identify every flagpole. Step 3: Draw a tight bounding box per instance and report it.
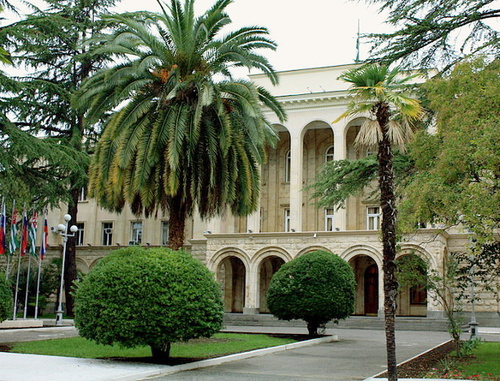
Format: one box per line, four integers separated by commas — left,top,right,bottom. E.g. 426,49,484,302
10,201,19,320
34,253,42,319
0,197,6,277
5,253,10,280
34,211,46,320
23,254,31,319
13,252,21,320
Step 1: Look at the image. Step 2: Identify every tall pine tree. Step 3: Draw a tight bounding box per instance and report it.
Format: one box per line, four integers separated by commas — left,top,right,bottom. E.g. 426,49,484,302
0,0,118,315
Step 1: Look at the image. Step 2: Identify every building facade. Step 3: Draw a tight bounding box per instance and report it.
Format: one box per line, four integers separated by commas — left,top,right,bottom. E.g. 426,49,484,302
46,64,499,325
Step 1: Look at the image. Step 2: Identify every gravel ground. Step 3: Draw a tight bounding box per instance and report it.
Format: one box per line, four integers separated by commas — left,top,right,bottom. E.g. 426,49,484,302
376,340,455,378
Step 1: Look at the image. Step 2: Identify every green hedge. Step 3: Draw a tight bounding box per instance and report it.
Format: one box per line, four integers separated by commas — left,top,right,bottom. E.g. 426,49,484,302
267,250,355,336
0,276,12,322
74,247,223,361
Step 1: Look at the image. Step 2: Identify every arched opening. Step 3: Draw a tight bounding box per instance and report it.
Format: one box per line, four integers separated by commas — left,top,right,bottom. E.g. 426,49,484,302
302,122,333,231
396,254,428,317
349,255,379,315
259,256,285,313
364,264,379,315
218,256,246,313
260,126,290,233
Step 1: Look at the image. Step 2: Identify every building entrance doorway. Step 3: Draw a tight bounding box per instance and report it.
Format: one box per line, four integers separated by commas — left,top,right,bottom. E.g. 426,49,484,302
364,264,379,315
218,256,246,313
259,256,285,313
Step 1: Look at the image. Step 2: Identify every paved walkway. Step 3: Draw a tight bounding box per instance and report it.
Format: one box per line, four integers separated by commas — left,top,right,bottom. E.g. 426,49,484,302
0,325,498,381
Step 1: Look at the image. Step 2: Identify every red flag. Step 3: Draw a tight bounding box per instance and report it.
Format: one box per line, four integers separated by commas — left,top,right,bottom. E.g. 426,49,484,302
40,215,48,260
0,201,6,255
20,212,29,256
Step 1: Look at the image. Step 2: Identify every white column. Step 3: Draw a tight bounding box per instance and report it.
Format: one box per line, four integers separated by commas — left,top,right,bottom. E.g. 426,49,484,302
244,264,259,314
289,130,303,232
246,208,260,233
333,127,347,230
247,165,262,233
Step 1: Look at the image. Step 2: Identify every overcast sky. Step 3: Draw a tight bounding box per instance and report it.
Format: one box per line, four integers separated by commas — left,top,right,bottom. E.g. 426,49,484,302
6,0,392,72
112,0,392,72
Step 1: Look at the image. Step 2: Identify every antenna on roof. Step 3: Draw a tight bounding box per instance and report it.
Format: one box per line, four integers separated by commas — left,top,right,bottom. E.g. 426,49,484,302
355,19,361,63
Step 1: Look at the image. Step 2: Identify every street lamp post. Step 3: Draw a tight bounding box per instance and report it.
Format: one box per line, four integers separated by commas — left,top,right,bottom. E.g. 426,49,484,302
468,256,478,339
55,214,78,326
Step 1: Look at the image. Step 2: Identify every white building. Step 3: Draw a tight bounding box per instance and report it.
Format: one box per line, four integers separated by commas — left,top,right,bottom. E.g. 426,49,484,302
46,64,499,326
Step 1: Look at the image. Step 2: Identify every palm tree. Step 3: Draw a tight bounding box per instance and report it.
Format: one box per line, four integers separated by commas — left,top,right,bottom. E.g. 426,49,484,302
334,64,424,381
74,0,286,250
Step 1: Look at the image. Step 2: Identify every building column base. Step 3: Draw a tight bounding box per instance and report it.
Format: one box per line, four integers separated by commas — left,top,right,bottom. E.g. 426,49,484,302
243,307,259,315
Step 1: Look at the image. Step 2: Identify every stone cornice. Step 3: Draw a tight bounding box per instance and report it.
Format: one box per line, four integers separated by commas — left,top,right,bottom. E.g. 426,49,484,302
274,90,350,110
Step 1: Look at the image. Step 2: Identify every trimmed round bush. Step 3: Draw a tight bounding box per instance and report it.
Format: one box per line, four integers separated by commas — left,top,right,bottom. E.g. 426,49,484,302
267,250,355,336
0,276,12,322
74,247,223,362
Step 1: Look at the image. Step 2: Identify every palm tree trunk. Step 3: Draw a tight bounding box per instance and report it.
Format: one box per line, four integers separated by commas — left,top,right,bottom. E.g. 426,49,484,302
167,194,187,250
376,103,399,381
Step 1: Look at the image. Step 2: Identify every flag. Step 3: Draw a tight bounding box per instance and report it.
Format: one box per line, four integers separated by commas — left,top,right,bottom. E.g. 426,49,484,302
20,212,28,257
9,209,18,255
29,212,38,255
40,214,48,260
0,200,6,255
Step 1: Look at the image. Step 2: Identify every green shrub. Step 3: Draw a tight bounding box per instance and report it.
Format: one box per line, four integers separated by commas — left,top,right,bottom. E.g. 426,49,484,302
74,247,223,362
0,276,13,322
267,250,355,336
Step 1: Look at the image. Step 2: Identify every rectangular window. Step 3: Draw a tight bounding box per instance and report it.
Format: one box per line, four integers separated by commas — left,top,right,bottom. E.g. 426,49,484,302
410,286,427,305
102,222,113,246
367,207,380,230
284,208,291,232
324,208,335,231
131,221,143,244
161,221,169,246
78,187,88,202
76,223,85,246
284,150,291,182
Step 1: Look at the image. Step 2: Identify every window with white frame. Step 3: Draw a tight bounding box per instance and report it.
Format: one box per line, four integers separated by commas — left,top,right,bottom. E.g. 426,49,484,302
324,208,335,231
284,208,291,232
131,221,143,244
78,187,88,202
76,223,85,245
284,150,291,182
325,146,334,162
367,207,381,230
161,221,169,246
102,222,113,246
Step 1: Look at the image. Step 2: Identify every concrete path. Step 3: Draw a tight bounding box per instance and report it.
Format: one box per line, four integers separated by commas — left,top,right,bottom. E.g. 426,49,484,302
0,325,497,381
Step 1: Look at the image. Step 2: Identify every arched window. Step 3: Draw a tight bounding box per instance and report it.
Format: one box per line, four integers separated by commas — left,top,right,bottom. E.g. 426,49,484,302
284,150,291,182
325,146,334,162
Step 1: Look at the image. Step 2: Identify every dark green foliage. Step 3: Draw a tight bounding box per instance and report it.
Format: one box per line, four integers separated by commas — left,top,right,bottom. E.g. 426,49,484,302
267,250,355,337
0,117,89,207
309,153,414,210
0,276,12,322
0,0,117,206
74,247,224,362
74,0,285,249
366,0,499,70
400,58,499,243
0,0,119,317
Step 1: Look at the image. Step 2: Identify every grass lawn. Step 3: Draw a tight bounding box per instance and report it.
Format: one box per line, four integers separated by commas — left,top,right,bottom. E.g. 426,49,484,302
458,342,500,380
9,333,297,361
425,341,500,380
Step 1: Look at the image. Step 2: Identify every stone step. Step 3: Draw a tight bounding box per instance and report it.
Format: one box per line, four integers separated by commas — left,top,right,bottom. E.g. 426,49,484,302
223,313,449,332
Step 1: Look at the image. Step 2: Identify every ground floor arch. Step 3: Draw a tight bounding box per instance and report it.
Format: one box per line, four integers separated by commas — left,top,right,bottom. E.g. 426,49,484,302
217,256,246,313
349,255,380,316
396,253,428,317
258,256,286,313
